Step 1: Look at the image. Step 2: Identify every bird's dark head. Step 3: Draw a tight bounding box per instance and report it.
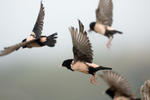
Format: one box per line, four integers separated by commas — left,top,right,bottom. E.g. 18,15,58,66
22,39,27,48
89,22,96,32
105,88,115,99
62,59,74,71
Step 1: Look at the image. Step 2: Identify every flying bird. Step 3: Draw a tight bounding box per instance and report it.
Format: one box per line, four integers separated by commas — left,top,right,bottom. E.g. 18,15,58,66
0,1,57,56
62,20,112,85
99,71,150,100
89,0,123,48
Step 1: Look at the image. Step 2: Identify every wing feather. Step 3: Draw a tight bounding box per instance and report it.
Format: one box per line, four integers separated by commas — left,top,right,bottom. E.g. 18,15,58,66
141,80,150,100
69,20,93,63
32,2,45,38
96,0,113,26
100,71,133,97
0,39,38,56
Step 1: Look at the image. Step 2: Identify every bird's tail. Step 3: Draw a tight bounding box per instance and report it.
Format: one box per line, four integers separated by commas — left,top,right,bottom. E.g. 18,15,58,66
105,30,123,38
44,33,57,47
140,80,150,100
96,66,112,71
113,30,123,34
88,66,112,75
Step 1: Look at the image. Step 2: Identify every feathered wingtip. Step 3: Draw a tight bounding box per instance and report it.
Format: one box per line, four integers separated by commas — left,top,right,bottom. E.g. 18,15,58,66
0,47,13,56
44,33,58,47
40,0,43,4
140,80,150,100
77,19,85,34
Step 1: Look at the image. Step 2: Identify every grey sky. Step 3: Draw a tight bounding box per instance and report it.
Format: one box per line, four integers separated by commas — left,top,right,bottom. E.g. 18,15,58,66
0,0,150,100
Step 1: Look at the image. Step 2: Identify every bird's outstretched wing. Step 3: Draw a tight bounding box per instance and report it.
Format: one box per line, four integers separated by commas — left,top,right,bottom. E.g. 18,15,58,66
0,39,38,56
32,1,45,38
100,71,133,97
69,20,93,63
96,0,113,26
141,80,150,100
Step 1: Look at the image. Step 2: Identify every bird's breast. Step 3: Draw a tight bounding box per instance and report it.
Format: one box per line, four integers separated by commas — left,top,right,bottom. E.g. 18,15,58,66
114,96,130,100
71,62,89,74
95,23,106,35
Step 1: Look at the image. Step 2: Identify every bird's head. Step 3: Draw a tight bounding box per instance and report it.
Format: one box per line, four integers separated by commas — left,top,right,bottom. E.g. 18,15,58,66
62,59,74,71
89,22,96,32
105,88,115,99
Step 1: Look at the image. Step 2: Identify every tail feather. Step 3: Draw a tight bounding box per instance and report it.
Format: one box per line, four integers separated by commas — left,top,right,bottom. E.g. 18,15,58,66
113,30,123,34
88,66,112,75
105,30,123,38
44,33,57,47
97,66,112,71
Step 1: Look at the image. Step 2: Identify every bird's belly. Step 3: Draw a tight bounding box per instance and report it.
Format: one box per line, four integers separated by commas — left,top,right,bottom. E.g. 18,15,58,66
95,23,106,35
72,62,88,74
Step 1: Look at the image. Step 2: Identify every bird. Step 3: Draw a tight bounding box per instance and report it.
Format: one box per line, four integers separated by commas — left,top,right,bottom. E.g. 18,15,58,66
89,0,123,48
0,1,57,56
99,71,150,100
62,20,112,85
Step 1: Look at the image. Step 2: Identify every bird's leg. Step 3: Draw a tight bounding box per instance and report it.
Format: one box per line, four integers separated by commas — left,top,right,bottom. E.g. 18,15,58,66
93,74,98,85
90,74,98,85
90,76,94,84
106,36,113,49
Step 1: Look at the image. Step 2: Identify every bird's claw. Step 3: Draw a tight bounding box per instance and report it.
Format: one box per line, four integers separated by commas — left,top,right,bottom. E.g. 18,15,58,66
106,42,111,49
90,75,98,85
106,37,113,49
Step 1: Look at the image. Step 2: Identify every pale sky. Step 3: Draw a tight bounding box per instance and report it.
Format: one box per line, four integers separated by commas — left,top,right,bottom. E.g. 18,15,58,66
0,0,150,100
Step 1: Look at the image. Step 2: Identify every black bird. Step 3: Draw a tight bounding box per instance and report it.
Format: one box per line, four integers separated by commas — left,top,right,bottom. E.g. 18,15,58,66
0,1,57,56
89,0,123,48
62,20,112,84
99,71,150,100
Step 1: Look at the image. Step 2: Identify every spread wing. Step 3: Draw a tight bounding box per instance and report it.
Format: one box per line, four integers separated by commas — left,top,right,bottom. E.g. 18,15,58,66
141,80,150,100
0,39,38,56
99,71,133,97
32,2,45,38
96,0,113,26
69,20,93,63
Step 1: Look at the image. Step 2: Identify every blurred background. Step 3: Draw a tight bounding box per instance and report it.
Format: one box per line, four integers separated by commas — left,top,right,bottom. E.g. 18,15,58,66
0,0,150,100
